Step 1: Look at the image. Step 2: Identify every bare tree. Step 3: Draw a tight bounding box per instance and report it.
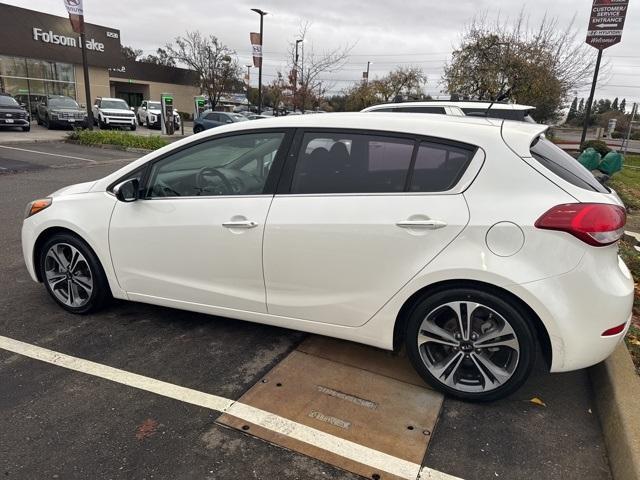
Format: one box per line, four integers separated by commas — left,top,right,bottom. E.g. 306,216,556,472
287,22,353,112
166,31,242,110
140,48,176,67
442,11,598,122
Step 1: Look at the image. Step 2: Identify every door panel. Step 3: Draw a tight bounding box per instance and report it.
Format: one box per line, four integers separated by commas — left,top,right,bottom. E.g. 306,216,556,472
263,194,469,326
110,197,272,312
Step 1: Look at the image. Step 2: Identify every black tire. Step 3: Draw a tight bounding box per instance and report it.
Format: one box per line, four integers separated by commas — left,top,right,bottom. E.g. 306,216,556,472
22,125,30,132
404,287,535,402
38,232,112,314
99,118,107,129
130,123,136,131
193,125,204,134
36,114,42,126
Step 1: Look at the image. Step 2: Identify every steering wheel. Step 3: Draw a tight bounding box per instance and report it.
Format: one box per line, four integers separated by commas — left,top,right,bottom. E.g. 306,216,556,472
195,167,234,195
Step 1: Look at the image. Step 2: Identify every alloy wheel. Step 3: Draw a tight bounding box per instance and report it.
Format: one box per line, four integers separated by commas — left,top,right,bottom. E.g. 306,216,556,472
417,301,520,393
44,243,93,308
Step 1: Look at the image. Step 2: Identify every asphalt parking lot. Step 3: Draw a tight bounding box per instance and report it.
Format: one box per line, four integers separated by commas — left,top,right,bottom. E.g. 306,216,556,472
0,141,614,479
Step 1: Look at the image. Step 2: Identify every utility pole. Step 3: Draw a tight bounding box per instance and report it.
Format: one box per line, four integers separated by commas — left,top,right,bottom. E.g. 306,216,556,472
251,9,267,114
365,61,371,84
622,102,638,155
300,40,305,113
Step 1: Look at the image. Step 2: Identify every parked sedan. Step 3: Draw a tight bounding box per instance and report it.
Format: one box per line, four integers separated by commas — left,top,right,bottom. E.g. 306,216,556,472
37,95,88,129
193,110,248,133
21,113,633,401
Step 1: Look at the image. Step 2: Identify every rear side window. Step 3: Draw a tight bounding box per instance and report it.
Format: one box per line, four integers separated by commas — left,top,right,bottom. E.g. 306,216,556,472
530,137,608,193
409,142,474,192
463,107,525,121
292,133,414,193
398,106,447,114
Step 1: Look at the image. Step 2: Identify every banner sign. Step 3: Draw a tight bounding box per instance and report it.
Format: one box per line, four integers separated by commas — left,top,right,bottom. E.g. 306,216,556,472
586,0,629,49
250,32,262,68
63,0,84,34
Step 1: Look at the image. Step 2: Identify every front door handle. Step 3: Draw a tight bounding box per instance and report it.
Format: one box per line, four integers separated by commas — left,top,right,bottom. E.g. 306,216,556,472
222,220,258,229
396,219,447,229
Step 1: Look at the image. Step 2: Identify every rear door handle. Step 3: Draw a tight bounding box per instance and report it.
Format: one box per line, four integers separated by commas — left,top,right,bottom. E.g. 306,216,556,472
222,220,258,229
396,219,447,229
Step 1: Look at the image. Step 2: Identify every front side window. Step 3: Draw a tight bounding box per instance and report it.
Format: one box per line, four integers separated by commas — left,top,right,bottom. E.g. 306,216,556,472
291,132,414,194
147,132,285,197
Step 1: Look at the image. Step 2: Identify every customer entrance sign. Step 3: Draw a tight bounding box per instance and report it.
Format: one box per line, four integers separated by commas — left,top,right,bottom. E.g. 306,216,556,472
586,0,629,50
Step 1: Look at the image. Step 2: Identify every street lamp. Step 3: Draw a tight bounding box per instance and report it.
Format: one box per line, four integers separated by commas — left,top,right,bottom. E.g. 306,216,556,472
365,61,372,84
295,38,304,112
251,8,267,114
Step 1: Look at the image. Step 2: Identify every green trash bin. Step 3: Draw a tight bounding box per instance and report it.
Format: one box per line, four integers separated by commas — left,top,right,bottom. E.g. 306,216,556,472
599,151,623,176
577,148,601,171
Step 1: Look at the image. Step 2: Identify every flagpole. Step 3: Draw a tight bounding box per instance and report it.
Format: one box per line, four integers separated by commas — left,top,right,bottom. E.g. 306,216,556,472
80,29,94,130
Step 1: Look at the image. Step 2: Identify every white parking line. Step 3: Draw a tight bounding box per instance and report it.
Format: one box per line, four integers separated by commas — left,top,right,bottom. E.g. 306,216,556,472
0,145,97,163
0,334,461,480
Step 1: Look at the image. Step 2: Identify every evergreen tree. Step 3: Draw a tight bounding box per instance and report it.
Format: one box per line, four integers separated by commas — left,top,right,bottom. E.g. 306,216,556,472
612,97,619,111
567,97,578,121
620,98,626,113
577,98,585,115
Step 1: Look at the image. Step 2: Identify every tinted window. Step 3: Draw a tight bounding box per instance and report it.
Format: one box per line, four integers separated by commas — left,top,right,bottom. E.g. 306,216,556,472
204,112,219,121
530,137,608,193
409,142,475,192
147,132,284,197
49,97,79,109
462,107,525,121
398,106,446,114
291,133,414,194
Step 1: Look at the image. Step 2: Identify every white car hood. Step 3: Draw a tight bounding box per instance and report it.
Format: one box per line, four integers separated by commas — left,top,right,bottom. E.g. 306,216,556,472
50,181,97,197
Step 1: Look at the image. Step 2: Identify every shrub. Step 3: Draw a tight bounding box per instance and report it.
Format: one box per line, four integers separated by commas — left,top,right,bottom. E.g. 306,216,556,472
580,139,610,156
66,129,168,150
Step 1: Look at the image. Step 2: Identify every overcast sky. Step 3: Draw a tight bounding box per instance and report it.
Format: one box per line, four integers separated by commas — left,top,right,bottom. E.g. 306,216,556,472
4,0,640,103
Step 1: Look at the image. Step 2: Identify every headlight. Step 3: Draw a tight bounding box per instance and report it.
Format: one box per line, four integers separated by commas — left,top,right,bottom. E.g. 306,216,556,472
25,198,52,218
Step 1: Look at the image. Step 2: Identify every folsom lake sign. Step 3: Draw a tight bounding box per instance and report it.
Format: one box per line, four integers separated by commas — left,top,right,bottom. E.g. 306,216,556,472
32,27,106,52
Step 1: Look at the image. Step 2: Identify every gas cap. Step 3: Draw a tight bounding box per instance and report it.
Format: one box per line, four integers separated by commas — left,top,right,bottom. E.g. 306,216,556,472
485,222,525,257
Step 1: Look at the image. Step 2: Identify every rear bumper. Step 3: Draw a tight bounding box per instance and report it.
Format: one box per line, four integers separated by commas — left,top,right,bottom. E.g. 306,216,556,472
509,249,634,372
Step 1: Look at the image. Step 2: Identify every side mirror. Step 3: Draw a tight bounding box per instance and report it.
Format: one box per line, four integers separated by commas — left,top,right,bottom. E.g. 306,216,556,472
80,103,86,108
113,178,139,202
142,106,147,110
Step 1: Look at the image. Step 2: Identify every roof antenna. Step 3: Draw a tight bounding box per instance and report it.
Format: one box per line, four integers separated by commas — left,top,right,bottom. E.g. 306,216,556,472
485,88,512,117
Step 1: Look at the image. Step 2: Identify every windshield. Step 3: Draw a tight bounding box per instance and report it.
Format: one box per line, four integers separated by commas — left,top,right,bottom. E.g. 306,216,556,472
147,102,161,110
0,95,19,107
50,97,79,109
101,99,129,110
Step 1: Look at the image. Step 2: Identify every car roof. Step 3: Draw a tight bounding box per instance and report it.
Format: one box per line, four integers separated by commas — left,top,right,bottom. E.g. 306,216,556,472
363,101,535,112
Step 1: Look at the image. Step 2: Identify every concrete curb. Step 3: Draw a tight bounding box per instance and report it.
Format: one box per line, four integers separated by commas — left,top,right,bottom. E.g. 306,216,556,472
590,343,640,480
64,140,154,155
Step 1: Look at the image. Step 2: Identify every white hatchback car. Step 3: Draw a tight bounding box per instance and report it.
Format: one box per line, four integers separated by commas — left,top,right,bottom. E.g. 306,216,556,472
21,113,633,401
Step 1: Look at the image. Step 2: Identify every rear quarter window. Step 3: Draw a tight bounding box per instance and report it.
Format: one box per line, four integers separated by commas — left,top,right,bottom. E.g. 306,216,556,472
530,137,608,193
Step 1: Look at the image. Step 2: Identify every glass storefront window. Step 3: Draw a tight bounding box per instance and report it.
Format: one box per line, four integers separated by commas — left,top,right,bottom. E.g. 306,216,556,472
0,54,76,114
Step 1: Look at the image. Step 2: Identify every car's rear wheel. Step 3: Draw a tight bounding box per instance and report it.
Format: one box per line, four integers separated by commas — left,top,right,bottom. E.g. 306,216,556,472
39,233,111,314
405,287,535,402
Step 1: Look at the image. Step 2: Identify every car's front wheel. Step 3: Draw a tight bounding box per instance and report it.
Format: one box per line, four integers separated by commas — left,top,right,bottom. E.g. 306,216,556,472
405,287,535,402
193,124,204,134
38,233,111,314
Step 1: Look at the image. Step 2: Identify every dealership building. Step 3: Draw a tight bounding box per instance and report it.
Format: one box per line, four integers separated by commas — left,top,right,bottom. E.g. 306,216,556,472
0,3,201,115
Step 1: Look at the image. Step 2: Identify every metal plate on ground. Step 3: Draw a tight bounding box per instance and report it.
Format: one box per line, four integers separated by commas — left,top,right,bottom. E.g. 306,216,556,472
297,335,429,388
218,349,443,480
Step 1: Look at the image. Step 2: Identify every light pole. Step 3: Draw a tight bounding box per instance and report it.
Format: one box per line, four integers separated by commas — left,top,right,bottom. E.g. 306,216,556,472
294,39,303,112
251,8,267,114
365,61,371,84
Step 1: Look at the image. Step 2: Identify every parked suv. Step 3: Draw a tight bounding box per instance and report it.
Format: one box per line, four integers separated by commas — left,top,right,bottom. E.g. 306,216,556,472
93,97,136,130
363,101,536,122
21,113,633,401
193,110,247,133
136,100,181,130
0,93,30,132
36,95,88,129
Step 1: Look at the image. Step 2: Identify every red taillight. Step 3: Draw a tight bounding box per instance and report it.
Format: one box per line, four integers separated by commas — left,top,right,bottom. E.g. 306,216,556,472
602,323,627,336
535,203,626,246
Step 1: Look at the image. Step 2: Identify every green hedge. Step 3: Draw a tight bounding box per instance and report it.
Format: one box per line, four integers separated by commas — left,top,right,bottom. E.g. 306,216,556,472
66,129,168,150
580,140,611,156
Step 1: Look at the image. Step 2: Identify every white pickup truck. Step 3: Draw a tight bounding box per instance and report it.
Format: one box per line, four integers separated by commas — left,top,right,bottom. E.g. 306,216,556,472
136,100,181,130
93,97,136,130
